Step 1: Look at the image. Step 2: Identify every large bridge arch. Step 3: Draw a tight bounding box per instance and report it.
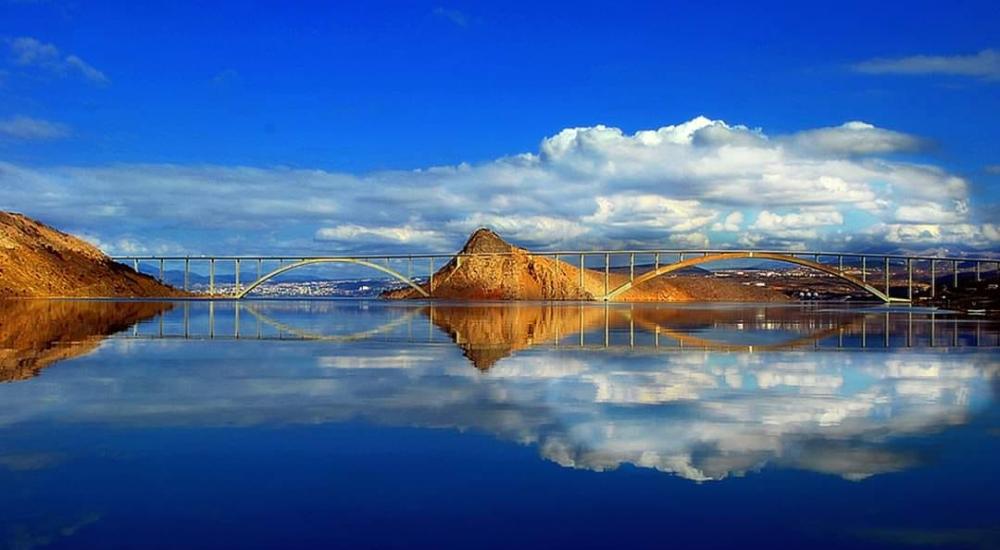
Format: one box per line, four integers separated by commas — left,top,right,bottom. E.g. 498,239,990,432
235,258,430,299
603,252,896,303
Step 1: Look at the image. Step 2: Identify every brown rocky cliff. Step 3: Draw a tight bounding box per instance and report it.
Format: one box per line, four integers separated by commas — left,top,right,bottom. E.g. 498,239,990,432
0,212,186,298
383,228,788,303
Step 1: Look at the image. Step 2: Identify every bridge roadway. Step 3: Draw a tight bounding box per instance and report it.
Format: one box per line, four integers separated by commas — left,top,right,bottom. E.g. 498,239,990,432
112,248,1000,303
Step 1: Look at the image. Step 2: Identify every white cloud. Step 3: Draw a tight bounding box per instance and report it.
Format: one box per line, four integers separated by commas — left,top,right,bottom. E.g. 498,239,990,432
584,194,717,233
893,201,966,224
877,223,1000,247
711,211,743,232
446,214,587,245
750,209,843,235
854,49,1000,80
0,115,70,140
669,232,710,248
0,116,995,254
786,121,925,156
986,165,1000,175
6,36,109,84
315,224,447,247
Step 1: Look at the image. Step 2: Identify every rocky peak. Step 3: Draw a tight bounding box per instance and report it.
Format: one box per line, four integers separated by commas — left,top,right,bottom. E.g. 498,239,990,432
459,228,517,254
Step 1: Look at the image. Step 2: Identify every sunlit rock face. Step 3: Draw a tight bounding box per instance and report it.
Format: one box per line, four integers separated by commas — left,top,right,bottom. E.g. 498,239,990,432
0,301,995,483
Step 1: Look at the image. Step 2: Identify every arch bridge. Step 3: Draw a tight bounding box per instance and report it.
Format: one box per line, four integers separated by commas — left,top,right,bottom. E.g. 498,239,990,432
112,248,1000,303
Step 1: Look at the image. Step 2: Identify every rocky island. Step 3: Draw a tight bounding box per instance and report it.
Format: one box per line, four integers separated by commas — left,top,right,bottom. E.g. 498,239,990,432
383,228,788,302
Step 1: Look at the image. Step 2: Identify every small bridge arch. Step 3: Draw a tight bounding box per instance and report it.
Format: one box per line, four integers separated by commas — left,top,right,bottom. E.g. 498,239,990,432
235,258,430,299
603,252,896,303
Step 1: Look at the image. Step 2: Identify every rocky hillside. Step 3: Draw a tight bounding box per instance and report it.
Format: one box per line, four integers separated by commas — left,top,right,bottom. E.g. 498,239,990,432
0,212,185,298
384,228,787,302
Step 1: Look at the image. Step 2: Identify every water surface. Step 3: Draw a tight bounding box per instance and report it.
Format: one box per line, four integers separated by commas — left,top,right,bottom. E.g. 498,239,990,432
0,300,997,548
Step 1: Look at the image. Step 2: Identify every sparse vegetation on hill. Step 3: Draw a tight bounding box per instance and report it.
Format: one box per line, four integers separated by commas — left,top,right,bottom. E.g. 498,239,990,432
0,212,186,298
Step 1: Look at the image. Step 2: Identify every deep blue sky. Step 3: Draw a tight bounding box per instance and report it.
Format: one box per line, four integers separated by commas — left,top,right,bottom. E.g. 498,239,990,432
0,0,998,254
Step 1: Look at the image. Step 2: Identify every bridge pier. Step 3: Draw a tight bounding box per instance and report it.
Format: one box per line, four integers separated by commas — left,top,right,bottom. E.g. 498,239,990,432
907,259,913,302
884,256,890,299
931,260,936,298
604,253,610,298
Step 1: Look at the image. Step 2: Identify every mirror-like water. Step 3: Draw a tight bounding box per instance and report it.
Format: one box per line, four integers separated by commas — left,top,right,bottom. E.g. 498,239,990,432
0,300,997,548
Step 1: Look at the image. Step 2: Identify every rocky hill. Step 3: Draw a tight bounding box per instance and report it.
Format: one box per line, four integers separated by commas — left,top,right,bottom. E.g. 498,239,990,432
384,228,788,302
0,212,185,298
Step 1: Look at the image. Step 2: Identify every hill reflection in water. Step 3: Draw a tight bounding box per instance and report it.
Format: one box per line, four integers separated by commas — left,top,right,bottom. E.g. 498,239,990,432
0,300,996,484
0,299,171,382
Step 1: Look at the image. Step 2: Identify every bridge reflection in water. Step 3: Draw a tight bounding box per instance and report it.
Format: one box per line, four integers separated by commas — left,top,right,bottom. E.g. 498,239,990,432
122,302,1000,365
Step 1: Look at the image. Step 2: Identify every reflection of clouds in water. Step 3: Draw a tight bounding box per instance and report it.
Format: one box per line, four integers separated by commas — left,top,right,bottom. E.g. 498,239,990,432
0,340,996,483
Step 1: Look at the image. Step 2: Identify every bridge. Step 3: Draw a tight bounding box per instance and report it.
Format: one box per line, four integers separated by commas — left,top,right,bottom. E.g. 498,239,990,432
112,248,1000,303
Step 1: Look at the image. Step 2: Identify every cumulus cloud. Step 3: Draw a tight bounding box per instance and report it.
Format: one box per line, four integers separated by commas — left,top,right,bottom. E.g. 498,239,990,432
0,116,996,254
6,36,109,84
711,211,743,232
853,49,1000,80
0,115,70,140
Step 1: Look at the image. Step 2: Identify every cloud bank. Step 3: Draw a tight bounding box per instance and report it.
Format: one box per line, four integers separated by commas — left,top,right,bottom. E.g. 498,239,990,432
0,116,996,255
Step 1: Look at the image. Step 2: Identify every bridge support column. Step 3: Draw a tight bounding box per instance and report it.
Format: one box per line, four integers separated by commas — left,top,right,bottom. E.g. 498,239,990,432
133,258,139,272
579,254,585,291
953,260,959,289
159,259,164,282
884,256,890,298
976,261,981,282
930,260,936,298
654,252,659,272
184,258,189,291
907,258,913,302
210,259,215,295
629,253,634,282
838,255,843,273
235,259,241,294
257,259,262,283
429,258,434,295
604,253,610,299
862,257,867,284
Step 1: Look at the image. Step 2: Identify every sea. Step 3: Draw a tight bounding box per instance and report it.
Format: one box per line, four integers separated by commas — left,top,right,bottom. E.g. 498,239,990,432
0,299,997,549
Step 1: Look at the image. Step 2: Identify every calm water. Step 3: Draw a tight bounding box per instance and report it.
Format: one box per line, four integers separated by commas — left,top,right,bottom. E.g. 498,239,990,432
0,300,998,549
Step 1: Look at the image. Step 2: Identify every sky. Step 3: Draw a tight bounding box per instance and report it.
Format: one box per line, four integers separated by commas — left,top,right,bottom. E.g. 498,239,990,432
0,0,998,256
